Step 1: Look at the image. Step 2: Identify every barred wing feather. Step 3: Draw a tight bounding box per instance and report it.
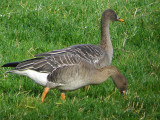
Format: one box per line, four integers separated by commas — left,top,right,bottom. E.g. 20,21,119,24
35,44,110,68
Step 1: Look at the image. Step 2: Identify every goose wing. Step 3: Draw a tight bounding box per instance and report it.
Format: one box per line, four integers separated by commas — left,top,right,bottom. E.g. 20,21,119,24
14,53,81,74
35,44,110,68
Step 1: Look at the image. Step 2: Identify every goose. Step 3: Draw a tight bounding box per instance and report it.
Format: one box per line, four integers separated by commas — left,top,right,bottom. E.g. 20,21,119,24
2,54,128,102
2,9,126,102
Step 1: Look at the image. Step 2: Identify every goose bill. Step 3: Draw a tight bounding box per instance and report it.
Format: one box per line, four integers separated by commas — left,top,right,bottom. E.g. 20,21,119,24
117,18,124,22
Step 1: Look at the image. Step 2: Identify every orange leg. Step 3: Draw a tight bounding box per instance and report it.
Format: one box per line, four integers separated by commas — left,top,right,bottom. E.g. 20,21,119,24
122,90,126,95
61,93,66,100
122,90,128,100
41,87,50,102
85,85,90,91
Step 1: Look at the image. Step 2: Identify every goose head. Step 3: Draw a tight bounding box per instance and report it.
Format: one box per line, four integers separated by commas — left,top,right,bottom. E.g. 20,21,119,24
102,9,124,22
111,72,128,95
97,66,128,95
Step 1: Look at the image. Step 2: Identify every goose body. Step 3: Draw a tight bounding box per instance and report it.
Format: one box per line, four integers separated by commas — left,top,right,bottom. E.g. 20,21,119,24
6,54,96,90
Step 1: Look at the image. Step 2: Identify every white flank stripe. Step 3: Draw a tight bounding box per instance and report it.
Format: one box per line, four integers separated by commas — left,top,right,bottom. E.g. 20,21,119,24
12,70,48,86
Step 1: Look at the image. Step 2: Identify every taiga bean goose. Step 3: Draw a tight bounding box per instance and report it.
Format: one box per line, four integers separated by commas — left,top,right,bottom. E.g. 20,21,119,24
35,9,124,68
2,9,126,102
2,54,128,102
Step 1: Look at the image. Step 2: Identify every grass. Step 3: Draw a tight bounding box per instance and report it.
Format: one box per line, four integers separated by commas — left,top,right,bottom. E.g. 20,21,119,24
0,0,160,119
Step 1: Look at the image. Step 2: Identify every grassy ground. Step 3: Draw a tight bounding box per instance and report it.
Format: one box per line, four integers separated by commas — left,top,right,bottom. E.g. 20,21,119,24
0,0,160,119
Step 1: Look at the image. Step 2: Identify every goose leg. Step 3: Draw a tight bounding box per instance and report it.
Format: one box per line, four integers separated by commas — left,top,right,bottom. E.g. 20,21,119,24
122,90,126,95
41,87,50,102
122,90,128,100
85,85,90,91
61,93,66,100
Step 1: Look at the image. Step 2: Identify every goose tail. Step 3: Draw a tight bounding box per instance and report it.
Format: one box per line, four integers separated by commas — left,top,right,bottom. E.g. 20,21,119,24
2,62,19,67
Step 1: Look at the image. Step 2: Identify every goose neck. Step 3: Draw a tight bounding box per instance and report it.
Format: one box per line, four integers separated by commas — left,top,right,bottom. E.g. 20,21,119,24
100,19,113,63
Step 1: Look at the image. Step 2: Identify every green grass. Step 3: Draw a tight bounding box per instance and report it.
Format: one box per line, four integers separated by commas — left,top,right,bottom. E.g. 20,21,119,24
0,0,160,119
